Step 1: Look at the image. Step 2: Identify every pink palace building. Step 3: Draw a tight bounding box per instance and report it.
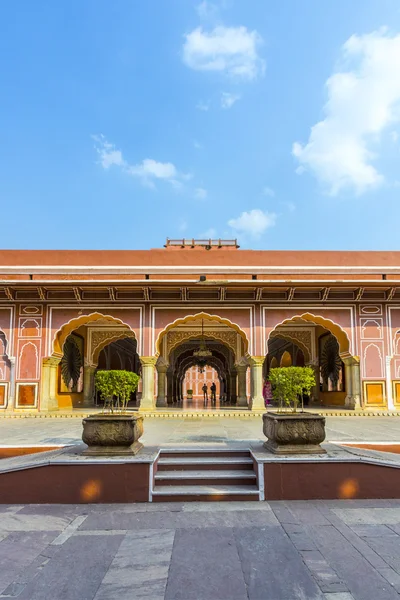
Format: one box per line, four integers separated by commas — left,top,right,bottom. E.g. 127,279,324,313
0,238,399,413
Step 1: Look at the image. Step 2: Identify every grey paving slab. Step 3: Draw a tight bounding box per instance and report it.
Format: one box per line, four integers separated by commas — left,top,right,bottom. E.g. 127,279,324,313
309,524,399,599
332,508,400,525
286,502,332,525
317,506,391,571
362,536,400,574
165,527,248,600
18,504,91,517
234,526,325,600
181,500,272,511
175,508,279,528
324,594,355,600
0,531,58,594
79,511,179,531
349,524,399,537
0,512,71,532
94,529,175,600
18,533,124,600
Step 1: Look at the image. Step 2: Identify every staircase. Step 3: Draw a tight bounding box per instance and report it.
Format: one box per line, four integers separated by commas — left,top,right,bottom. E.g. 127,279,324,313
152,449,260,502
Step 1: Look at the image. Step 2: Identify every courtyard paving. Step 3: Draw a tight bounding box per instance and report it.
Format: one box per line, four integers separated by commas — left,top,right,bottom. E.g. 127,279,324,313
1,500,400,599
1,417,400,599
1,415,400,446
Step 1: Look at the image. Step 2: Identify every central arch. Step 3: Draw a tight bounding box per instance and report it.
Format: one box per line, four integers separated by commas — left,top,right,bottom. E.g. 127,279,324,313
155,312,249,358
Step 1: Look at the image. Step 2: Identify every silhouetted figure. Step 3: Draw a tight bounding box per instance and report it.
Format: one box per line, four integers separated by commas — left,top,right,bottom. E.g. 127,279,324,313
202,383,208,405
210,382,217,403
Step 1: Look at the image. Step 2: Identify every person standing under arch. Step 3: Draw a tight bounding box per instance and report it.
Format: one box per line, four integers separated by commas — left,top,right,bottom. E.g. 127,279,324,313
210,381,217,404
202,383,209,405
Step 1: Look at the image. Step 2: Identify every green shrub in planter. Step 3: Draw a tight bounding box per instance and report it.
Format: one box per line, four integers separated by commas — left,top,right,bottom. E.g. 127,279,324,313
95,370,140,412
269,366,315,412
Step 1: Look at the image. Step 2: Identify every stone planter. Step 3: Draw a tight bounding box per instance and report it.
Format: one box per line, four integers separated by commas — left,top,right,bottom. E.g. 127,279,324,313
82,414,144,456
187,390,193,400
263,412,326,454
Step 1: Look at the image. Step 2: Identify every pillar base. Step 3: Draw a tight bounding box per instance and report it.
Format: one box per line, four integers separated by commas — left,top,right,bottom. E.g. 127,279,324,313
156,397,167,407
249,395,265,411
345,394,361,410
237,395,248,407
40,398,59,412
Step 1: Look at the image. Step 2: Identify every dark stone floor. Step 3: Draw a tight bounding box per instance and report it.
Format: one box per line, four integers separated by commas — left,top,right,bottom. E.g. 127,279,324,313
1,500,400,599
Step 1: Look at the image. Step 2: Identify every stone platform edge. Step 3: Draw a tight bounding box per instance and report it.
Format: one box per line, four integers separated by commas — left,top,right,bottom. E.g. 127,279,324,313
1,410,400,418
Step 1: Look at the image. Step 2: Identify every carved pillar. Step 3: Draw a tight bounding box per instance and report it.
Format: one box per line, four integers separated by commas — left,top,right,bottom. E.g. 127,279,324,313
343,356,361,410
386,356,394,410
156,359,168,407
229,368,237,404
40,357,60,411
306,359,320,405
83,364,97,408
6,357,16,411
140,357,157,411
236,362,248,407
249,356,265,411
166,371,173,405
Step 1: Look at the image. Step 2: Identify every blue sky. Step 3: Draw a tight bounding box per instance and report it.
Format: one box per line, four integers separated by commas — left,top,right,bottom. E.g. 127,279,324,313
2,0,400,251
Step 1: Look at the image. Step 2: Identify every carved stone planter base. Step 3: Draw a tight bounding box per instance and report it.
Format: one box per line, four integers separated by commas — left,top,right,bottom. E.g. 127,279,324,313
82,441,143,456
263,441,326,455
263,412,326,455
82,414,144,457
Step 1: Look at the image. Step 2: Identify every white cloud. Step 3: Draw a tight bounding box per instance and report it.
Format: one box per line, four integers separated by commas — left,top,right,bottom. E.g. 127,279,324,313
93,135,187,189
228,209,277,238
194,187,208,199
391,130,399,142
293,29,400,195
92,135,125,169
262,186,275,197
283,201,296,212
183,26,264,80
196,1,218,20
221,92,240,109
196,100,210,111
193,140,203,149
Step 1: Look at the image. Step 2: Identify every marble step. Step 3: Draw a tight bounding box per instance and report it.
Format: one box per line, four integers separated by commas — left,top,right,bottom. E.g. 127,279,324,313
157,456,254,471
155,469,257,486
159,450,251,459
152,484,260,502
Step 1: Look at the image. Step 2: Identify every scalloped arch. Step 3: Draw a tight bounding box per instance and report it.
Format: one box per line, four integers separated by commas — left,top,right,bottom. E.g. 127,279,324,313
52,312,137,357
267,312,351,357
155,312,249,357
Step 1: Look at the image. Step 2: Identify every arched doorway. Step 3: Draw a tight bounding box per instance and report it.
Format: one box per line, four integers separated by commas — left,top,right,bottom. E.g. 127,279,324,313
266,314,360,409
42,313,140,411
155,314,251,409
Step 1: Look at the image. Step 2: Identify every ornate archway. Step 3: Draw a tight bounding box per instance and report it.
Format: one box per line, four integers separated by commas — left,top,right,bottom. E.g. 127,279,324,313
266,313,360,410
42,312,139,412
155,312,249,359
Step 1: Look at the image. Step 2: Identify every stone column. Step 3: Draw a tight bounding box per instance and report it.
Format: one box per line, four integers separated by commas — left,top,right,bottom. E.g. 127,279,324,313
5,357,16,411
343,356,361,410
229,369,237,404
40,357,60,412
236,362,248,407
166,371,173,405
386,356,395,410
156,359,168,407
140,357,157,411
83,364,97,408
249,356,265,411
306,359,320,405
